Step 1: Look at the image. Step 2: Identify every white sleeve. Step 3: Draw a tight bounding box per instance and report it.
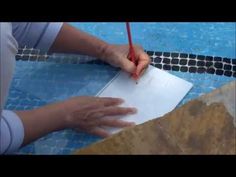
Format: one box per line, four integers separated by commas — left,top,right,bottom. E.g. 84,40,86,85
12,22,63,53
0,23,25,154
0,110,24,154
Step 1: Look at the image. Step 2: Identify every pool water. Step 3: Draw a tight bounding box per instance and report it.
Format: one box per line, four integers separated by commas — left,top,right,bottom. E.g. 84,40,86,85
5,22,236,154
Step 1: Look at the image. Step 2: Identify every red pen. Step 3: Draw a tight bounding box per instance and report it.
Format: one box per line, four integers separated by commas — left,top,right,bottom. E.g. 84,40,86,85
126,22,138,81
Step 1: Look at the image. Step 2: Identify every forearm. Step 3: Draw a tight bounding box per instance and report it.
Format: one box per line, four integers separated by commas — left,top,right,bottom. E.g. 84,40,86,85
15,102,67,146
49,23,109,59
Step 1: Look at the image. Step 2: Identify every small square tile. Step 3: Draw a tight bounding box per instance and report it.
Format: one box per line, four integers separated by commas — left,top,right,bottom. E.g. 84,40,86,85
233,72,236,77
171,65,180,71
38,56,47,61
223,64,232,70
223,58,231,63
224,71,232,77
29,56,38,61
197,67,206,73
179,59,187,65
189,67,197,73
163,64,171,70
215,69,223,75
29,49,40,55
180,66,188,72
180,53,188,58
207,68,215,74
233,66,236,72
171,53,179,57
155,51,162,56
189,54,196,59
206,56,213,61
163,58,171,64
197,55,205,60
147,51,154,56
171,58,179,64
22,49,33,55
20,55,30,61
206,62,214,67
188,60,196,66
155,63,162,69
214,62,223,69
163,52,171,57
197,61,205,66
214,57,222,62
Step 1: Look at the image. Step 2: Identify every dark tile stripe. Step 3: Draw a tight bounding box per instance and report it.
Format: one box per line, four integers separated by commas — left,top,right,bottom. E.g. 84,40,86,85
146,50,236,78
16,48,236,78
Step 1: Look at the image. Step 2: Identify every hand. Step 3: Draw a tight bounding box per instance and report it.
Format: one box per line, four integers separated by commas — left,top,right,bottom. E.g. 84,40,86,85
15,96,137,146
59,96,137,137
101,44,151,79
49,23,150,78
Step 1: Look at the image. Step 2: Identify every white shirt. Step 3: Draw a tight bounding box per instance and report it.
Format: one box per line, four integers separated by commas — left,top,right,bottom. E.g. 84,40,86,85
0,22,63,154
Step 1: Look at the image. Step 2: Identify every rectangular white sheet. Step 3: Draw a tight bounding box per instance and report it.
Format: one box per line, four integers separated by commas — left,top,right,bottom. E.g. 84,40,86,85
97,65,193,134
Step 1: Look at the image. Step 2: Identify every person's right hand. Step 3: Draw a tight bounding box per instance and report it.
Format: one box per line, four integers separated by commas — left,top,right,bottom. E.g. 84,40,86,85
57,96,137,137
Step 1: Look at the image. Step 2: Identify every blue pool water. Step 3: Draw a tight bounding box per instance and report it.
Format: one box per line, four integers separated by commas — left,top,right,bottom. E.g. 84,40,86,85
5,22,236,154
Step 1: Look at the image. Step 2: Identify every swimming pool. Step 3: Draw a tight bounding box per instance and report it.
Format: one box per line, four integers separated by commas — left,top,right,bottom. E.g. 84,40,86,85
5,22,235,154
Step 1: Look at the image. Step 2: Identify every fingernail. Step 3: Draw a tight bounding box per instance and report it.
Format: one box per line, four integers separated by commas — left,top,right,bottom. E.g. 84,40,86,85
138,68,146,77
132,73,138,80
129,108,137,114
117,98,124,103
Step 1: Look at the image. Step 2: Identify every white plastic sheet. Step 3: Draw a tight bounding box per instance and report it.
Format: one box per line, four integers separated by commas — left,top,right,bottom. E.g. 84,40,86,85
97,65,193,134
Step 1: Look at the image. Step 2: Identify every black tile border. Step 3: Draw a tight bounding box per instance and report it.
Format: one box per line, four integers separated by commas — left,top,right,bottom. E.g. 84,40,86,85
147,50,236,78
15,48,236,78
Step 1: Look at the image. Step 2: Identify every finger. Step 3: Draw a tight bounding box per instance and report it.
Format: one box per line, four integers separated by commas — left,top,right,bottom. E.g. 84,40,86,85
82,106,136,124
119,57,136,73
100,118,136,128
78,102,105,112
135,54,150,77
88,106,137,122
98,106,137,117
96,97,125,107
138,67,148,78
89,127,111,138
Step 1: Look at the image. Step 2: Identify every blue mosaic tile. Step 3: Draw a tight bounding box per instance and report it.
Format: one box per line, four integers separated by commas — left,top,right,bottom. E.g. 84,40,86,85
70,22,235,58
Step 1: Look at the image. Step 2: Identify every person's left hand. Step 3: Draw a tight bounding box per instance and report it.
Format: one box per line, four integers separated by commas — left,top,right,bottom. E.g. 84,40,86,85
101,44,151,79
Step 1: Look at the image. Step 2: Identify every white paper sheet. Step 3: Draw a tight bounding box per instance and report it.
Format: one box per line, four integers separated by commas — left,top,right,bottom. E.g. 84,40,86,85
97,65,193,134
